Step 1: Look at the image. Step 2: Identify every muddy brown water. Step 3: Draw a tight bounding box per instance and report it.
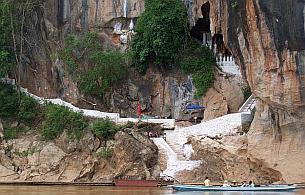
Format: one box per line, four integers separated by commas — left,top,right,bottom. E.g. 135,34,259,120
0,186,304,195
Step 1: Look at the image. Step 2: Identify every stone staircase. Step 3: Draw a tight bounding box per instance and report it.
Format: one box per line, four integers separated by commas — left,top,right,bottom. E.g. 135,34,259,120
164,113,243,162
165,136,186,160
153,113,242,178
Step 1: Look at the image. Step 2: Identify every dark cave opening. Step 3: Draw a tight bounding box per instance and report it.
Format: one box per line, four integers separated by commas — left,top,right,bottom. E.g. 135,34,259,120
190,2,211,46
190,2,232,59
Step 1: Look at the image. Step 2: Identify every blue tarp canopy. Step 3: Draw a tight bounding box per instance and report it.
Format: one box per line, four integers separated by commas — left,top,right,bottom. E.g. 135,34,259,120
185,104,206,110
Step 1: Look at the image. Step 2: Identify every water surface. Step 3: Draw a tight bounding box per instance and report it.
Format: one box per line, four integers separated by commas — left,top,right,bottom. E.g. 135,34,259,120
0,186,304,195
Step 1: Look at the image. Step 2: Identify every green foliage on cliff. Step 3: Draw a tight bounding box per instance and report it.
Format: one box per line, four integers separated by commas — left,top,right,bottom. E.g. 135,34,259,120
42,104,88,140
242,85,252,101
18,95,39,125
0,1,14,77
60,33,101,76
0,83,40,124
180,40,216,97
0,83,19,118
131,0,189,74
130,0,216,97
0,0,42,77
0,83,41,139
91,118,118,147
231,0,238,9
96,147,113,159
78,51,127,97
3,126,26,140
60,32,127,97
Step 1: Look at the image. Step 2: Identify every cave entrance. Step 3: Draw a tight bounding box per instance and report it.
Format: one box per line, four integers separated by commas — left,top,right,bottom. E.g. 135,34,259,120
213,34,232,60
190,2,232,58
190,2,212,47
190,2,240,75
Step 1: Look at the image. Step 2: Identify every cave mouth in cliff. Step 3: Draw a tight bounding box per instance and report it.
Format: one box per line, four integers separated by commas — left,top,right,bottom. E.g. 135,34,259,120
191,2,211,45
213,34,232,57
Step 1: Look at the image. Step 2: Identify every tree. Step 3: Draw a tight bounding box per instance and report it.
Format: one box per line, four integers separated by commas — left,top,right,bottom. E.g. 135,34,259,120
131,0,189,74
0,0,42,95
179,39,216,97
91,118,118,147
0,0,14,77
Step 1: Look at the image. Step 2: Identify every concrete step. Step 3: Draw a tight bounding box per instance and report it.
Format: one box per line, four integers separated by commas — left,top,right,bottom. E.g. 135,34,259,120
166,139,186,160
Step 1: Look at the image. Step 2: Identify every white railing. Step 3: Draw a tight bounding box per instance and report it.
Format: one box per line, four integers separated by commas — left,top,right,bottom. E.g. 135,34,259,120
238,95,256,113
215,54,241,75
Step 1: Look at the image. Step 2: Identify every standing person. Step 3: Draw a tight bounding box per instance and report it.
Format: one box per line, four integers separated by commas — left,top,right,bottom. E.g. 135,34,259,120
204,177,210,186
232,180,238,187
241,181,247,187
249,181,255,187
223,180,231,187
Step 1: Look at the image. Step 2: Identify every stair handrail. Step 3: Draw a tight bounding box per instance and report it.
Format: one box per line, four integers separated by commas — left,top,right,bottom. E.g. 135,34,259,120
238,94,255,113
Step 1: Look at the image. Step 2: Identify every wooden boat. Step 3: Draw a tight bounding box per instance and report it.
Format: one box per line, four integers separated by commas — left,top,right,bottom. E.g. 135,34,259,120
114,179,159,187
173,184,297,191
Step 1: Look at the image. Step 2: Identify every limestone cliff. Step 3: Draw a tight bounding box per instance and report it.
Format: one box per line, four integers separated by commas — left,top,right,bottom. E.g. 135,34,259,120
13,0,243,121
189,0,305,183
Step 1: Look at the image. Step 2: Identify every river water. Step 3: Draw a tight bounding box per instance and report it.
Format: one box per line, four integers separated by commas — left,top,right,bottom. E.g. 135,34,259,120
0,186,304,195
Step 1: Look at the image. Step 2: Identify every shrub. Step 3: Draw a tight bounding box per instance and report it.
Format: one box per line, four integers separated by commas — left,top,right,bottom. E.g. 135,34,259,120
60,32,127,97
91,118,118,147
242,85,252,101
78,51,127,97
179,40,216,98
3,126,27,140
96,147,113,159
0,1,15,77
131,0,189,74
0,83,19,118
78,69,102,97
192,71,214,98
15,146,37,157
18,94,39,125
125,121,135,128
0,83,40,123
42,104,88,140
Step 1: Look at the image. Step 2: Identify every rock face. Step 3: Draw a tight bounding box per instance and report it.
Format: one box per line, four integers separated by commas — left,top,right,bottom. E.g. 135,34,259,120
0,128,159,182
203,72,245,121
184,134,283,184
188,0,305,183
111,69,198,119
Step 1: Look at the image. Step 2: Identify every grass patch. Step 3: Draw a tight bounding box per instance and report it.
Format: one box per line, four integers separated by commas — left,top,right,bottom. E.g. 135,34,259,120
96,147,113,159
3,126,28,140
15,146,38,157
